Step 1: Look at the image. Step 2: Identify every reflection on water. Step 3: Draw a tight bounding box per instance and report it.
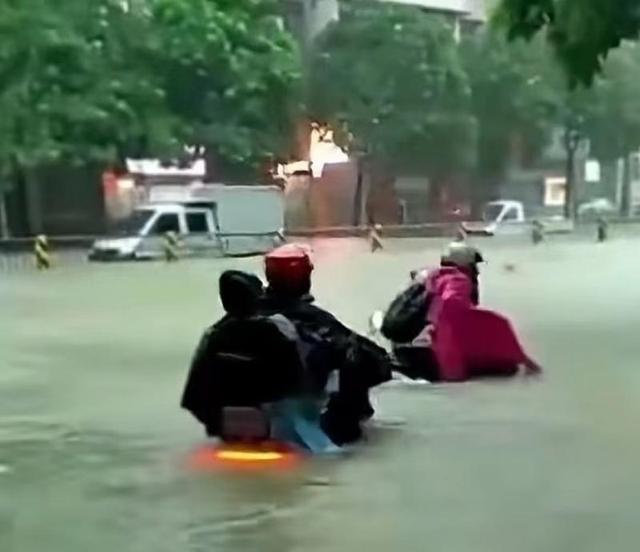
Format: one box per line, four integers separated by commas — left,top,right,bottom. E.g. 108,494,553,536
3,237,640,551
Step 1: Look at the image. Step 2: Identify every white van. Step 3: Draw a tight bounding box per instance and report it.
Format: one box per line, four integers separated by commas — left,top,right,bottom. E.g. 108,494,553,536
463,200,573,236
89,184,284,261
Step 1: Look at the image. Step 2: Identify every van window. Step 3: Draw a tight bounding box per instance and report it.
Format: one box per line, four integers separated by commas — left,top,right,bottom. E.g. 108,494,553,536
111,209,153,236
503,207,519,222
186,212,209,233
483,204,503,222
151,214,180,235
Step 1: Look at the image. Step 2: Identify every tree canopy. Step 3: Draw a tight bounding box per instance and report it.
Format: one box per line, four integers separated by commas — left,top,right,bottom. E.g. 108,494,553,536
0,0,301,189
308,1,476,177
494,0,640,87
462,30,561,180
581,42,640,162
150,0,301,175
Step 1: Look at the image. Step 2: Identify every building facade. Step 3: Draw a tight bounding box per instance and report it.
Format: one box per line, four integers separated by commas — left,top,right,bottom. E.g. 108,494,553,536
282,0,488,43
382,0,486,21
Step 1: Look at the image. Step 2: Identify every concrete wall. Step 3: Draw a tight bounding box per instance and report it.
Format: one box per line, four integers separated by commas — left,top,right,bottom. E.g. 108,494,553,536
284,161,361,229
5,165,106,237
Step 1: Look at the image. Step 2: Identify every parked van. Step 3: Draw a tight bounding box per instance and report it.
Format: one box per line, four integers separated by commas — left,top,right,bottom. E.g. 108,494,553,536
89,184,284,261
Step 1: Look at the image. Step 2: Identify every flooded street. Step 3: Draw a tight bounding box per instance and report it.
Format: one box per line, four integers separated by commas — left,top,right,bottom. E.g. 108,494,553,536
3,236,640,552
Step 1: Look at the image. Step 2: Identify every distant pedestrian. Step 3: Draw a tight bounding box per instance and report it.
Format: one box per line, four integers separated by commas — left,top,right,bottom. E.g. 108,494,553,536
597,216,608,243
532,220,544,245
368,224,384,253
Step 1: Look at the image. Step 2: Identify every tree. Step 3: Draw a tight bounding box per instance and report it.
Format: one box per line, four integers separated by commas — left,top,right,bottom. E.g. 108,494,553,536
308,1,476,217
148,0,302,180
494,0,640,87
461,26,640,218
0,0,179,235
580,43,640,215
462,30,562,202
0,0,301,235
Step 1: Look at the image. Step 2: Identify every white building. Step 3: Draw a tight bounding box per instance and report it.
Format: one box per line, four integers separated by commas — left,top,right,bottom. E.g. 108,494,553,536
283,0,489,47
282,0,340,47
382,0,487,22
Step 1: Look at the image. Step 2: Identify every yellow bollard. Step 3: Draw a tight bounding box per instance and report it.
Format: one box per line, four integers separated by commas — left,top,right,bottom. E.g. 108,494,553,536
163,231,180,262
34,235,51,270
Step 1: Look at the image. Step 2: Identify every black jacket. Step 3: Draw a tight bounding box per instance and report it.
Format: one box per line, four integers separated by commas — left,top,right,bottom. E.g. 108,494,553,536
260,292,392,393
181,314,305,436
181,271,306,437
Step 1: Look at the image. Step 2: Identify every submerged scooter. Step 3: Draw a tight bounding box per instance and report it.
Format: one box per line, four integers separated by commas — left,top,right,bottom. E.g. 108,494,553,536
190,369,344,471
189,402,340,472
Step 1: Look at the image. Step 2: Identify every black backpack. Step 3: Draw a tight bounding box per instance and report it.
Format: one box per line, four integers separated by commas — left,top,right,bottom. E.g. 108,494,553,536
208,316,306,405
381,283,431,343
182,315,307,436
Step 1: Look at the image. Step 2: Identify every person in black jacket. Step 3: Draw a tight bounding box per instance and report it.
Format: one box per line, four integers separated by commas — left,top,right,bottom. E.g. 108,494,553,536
181,270,306,438
260,244,393,445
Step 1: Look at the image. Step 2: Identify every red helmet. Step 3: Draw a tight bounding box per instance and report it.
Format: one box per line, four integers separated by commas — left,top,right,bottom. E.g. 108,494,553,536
265,244,314,296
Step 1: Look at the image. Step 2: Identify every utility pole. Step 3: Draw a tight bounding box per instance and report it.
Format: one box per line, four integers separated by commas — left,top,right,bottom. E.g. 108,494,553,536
620,152,632,218
0,189,9,239
563,122,581,220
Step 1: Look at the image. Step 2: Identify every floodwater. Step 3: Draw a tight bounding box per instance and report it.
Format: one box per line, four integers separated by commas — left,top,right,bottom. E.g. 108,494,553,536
2,235,640,552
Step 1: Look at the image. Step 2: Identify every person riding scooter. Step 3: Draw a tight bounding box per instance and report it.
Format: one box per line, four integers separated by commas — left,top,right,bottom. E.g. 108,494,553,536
181,270,307,439
260,244,393,445
425,266,542,381
382,266,541,382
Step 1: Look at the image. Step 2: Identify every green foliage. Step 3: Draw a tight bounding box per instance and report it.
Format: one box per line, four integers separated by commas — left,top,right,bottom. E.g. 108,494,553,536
308,1,476,176
0,0,171,174
0,0,301,189
582,43,640,161
462,30,562,177
494,0,640,87
149,0,301,169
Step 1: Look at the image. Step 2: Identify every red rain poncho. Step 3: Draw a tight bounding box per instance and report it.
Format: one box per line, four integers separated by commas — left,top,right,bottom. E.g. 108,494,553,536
426,268,527,382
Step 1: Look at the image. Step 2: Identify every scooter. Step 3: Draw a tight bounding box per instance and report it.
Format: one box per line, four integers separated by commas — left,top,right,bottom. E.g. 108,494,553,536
189,402,341,472
189,376,345,471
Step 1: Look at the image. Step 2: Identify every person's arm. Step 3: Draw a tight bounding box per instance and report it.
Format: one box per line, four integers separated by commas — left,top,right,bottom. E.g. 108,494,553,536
180,326,219,427
305,304,393,386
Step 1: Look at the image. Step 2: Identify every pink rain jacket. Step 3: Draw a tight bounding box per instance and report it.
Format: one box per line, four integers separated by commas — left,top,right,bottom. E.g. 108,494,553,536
426,268,527,382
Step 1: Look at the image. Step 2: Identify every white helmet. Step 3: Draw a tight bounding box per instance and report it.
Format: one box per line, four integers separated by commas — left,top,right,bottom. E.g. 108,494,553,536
441,242,483,267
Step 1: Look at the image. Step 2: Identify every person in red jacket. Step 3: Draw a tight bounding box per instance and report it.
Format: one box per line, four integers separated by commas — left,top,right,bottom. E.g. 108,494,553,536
425,267,542,382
